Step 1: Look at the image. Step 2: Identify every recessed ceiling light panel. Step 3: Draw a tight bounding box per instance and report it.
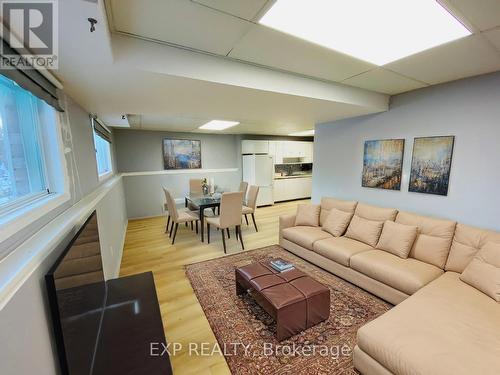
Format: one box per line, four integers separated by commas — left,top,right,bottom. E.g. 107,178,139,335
259,0,471,65
199,120,240,130
289,129,315,136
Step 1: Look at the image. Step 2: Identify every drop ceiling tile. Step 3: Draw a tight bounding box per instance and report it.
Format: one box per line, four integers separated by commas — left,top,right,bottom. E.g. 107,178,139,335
448,0,500,31
192,0,268,20
343,68,428,95
109,0,252,55
229,24,375,82
484,28,500,51
385,35,500,85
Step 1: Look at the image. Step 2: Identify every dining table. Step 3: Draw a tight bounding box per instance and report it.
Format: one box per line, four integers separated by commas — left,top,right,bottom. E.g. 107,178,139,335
185,194,221,242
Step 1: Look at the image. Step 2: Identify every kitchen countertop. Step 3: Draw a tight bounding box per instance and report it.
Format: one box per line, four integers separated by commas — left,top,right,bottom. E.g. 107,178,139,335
274,175,312,180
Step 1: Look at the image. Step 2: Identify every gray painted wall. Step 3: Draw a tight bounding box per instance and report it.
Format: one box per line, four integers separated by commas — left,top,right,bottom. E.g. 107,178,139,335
313,71,500,231
114,129,240,171
0,96,127,375
114,130,243,218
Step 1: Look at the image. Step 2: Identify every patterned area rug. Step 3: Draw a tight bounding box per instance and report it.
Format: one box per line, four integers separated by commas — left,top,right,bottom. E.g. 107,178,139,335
186,246,391,374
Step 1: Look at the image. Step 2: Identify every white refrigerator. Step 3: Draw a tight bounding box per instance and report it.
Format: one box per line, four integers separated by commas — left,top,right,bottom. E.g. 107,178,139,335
242,154,274,206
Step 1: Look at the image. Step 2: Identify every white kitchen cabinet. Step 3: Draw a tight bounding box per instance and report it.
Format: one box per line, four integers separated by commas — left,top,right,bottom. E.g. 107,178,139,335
273,141,283,164
303,142,314,163
273,177,312,202
276,141,314,161
241,140,269,154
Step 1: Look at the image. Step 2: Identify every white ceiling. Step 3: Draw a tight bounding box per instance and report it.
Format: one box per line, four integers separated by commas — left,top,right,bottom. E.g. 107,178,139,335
108,0,500,95
53,0,500,134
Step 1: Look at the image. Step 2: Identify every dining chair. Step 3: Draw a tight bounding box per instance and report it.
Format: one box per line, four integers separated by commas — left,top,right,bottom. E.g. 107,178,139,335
189,178,204,195
242,185,260,232
164,189,199,244
206,191,244,253
239,181,248,202
188,178,204,212
163,187,195,232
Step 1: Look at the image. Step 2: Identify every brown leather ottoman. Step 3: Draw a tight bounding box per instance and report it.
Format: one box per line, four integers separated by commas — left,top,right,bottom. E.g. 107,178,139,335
235,261,330,341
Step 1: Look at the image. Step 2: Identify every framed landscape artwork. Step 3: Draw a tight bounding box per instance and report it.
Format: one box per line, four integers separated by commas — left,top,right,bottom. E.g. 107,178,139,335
409,136,455,196
163,139,202,170
362,139,405,190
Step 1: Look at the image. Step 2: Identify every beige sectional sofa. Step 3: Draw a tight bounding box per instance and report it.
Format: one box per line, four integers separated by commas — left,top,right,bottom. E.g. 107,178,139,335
279,197,500,375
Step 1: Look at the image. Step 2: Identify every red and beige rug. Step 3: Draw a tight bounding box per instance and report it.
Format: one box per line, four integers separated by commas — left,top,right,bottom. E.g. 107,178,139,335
186,245,391,374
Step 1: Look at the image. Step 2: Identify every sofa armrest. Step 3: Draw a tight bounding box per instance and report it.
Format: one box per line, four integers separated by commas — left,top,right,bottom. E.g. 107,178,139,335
279,214,296,244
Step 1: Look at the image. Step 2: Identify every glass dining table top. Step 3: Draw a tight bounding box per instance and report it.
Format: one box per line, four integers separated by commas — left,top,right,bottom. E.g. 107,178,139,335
185,194,221,207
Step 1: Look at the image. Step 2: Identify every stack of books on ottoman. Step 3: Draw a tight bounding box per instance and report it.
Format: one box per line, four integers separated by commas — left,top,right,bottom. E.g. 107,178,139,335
270,259,295,272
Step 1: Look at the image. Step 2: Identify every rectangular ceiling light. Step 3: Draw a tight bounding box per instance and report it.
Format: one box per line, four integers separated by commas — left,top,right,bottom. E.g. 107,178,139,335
289,130,315,136
199,120,239,130
259,0,471,66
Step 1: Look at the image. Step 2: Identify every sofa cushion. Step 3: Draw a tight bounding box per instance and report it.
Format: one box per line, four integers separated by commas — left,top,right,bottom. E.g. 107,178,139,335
294,204,320,227
320,197,357,226
357,272,500,375
460,242,500,302
281,226,332,250
321,208,353,237
396,211,456,269
313,237,373,267
345,215,384,248
446,223,500,273
350,250,443,295
376,221,418,259
354,203,398,222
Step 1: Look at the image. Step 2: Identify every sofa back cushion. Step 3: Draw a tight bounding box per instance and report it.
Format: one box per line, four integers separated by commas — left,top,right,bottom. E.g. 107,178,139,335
295,204,321,227
446,224,500,273
320,197,357,226
460,242,500,302
345,215,384,248
376,221,419,259
354,203,398,222
322,208,354,237
396,211,456,269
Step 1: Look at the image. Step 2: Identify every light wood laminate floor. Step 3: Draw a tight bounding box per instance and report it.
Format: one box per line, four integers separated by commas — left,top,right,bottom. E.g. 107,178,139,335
120,200,309,375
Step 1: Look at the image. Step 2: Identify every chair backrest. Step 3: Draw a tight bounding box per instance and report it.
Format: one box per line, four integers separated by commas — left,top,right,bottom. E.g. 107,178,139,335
239,181,248,194
162,186,169,212
190,178,203,195
163,189,179,221
219,191,244,228
246,185,260,210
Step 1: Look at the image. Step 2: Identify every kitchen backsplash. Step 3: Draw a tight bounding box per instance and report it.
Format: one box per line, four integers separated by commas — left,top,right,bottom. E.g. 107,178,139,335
275,163,313,177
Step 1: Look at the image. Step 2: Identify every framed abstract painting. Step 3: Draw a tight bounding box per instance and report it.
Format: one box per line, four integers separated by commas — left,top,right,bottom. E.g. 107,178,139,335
409,136,455,196
362,139,405,190
163,139,202,170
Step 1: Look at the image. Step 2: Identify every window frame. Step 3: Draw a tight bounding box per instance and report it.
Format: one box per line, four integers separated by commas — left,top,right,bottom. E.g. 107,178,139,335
91,118,114,181
0,84,70,244
0,77,51,212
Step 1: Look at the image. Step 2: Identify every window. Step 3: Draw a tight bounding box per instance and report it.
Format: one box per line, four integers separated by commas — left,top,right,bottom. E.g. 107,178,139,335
92,119,113,178
0,75,50,212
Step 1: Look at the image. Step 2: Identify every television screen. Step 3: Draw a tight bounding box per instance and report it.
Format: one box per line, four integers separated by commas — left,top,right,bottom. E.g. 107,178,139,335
46,211,106,375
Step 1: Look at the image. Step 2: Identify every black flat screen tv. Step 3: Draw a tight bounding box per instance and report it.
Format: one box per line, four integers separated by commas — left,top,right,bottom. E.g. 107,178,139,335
45,211,106,375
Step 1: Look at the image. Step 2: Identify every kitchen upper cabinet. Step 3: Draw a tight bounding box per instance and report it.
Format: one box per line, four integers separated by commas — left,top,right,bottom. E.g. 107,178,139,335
270,141,283,164
241,140,269,154
303,142,314,163
274,141,314,162
245,140,314,163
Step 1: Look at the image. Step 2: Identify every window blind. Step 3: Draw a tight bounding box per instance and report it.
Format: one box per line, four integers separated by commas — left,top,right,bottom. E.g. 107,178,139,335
91,117,112,143
0,38,64,112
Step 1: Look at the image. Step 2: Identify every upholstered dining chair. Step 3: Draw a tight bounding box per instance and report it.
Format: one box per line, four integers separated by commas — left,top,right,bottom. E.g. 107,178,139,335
163,186,194,233
206,191,244,253
164,189,199,244
187,178,204,212
242,185,260,232
239,181,248,202
189,178,204,195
